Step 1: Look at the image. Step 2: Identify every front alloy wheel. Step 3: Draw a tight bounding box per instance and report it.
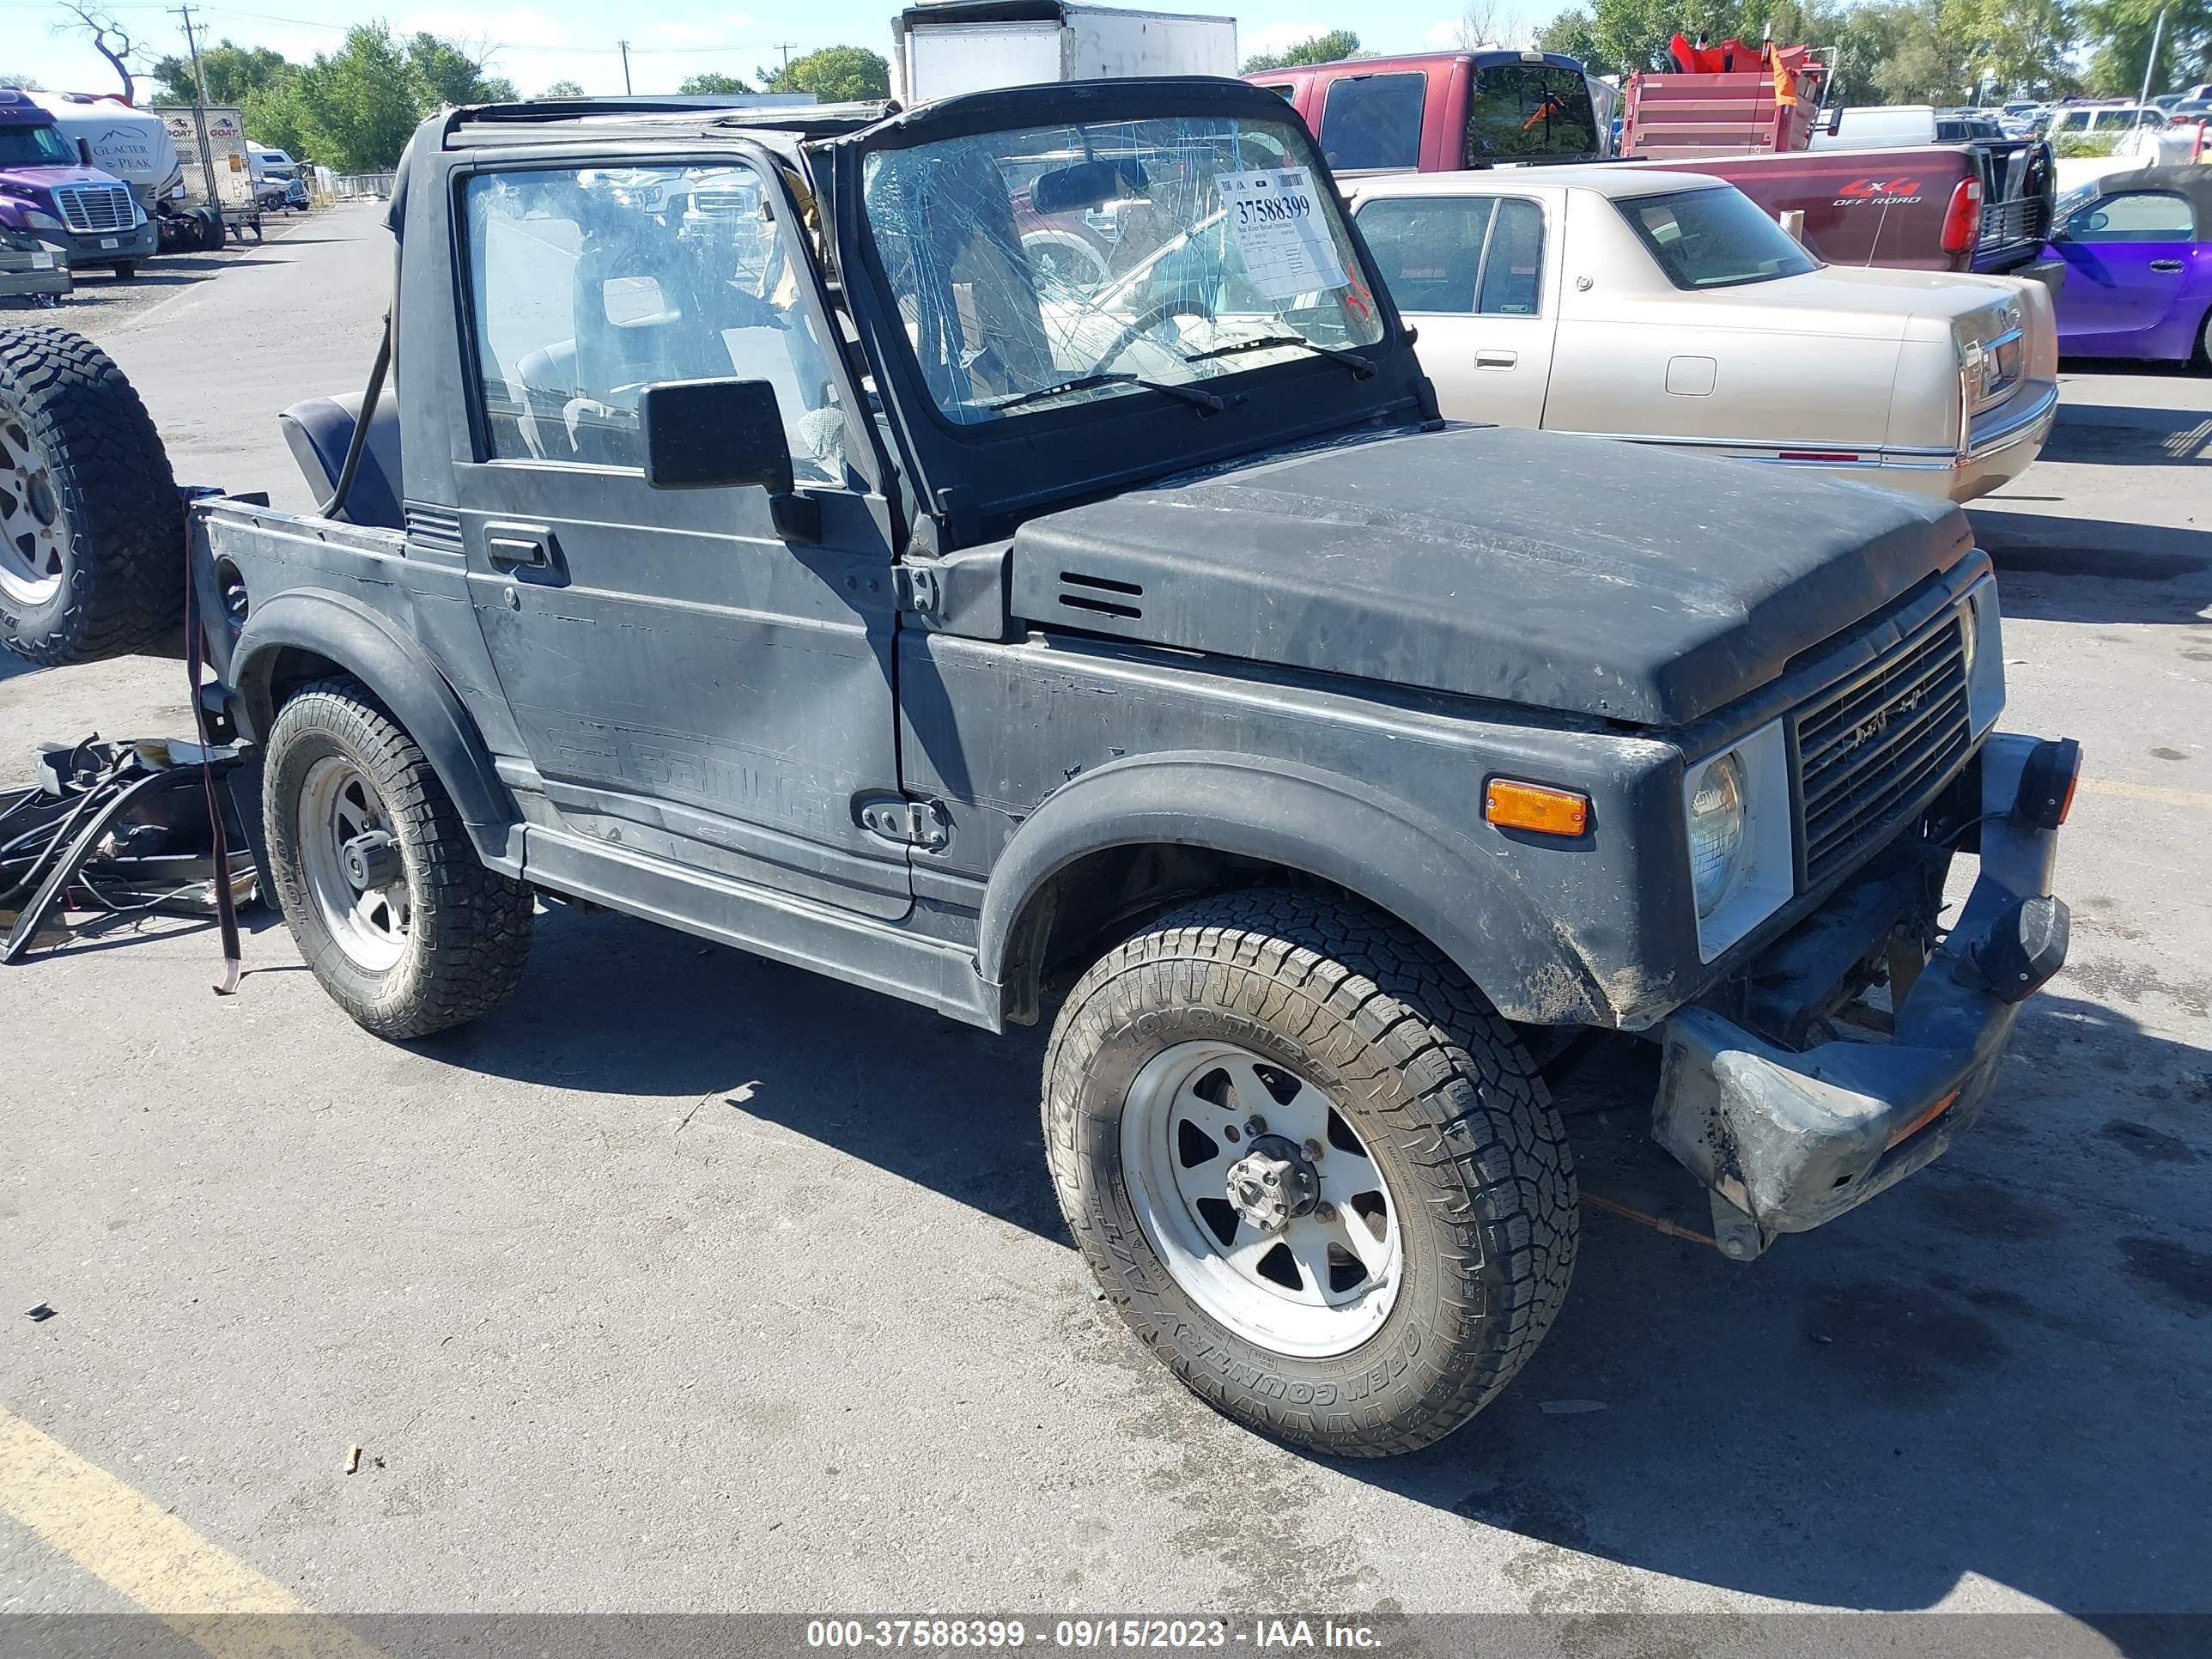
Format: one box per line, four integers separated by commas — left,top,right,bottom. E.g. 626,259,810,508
1121,1041,1402,1358
1045,888,1579,1457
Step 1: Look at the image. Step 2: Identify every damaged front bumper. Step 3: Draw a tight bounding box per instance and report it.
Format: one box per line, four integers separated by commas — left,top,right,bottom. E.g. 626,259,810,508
1652,732,2074,1260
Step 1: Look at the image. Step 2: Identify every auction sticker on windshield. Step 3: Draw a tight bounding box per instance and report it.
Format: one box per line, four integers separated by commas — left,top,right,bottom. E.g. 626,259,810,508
1217,167,1346,299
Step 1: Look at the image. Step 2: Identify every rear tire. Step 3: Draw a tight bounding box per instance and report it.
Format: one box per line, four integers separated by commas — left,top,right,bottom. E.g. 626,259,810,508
0,326,182,665
1044,888,1578,1456
265,677,534,1038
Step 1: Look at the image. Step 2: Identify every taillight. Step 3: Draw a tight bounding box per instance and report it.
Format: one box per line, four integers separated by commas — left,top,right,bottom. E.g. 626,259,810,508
1940,178,1984,255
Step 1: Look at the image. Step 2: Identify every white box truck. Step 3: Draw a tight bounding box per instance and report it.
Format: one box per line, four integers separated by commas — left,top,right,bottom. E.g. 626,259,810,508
890,0,1237,105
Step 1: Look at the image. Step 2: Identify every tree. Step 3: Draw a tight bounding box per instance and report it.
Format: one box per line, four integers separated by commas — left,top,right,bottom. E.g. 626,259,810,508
1242,30,1363,71
1455,0,1519,47
150,40,291,106
2081,0,2210,95
290,26,430,173
680,72,754,94
0,72,46,90
243,78,314,156
54,3,137,100
759,46,890,101
406,33,515,106
1528,0,2080,94
538,79,586,98
1534,9,1605,62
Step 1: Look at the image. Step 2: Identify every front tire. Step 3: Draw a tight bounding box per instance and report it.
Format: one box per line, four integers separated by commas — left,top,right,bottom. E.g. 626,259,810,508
265,678,534,1038
1044,888,1578,1456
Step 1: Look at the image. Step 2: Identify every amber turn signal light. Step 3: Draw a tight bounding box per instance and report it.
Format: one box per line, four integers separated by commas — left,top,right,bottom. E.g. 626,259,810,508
2014,738,2082,830
1484,779,1590,837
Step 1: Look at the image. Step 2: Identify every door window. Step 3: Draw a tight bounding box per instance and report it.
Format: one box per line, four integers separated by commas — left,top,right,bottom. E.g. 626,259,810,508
1318,73,1427,171
1354,193,1544,314
2067,191,2196,242
1355,196,1494,311
1474,197,1545,314
463,162,846,483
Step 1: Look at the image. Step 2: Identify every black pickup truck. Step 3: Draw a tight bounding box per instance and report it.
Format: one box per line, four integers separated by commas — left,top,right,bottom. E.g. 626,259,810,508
0,79,2077,1456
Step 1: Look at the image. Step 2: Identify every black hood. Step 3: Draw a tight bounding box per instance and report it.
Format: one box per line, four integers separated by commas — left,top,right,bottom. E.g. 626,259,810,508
1009,424,1972,726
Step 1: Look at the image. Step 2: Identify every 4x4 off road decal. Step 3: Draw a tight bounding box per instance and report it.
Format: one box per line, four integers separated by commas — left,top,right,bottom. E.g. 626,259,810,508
1835,176,1926,206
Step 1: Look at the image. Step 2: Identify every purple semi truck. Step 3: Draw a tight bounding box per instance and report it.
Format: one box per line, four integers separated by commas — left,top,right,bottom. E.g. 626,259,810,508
0,87,158,283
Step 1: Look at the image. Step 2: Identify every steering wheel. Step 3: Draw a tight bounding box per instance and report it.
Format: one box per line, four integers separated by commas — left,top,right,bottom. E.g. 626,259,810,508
1083,292,1179,376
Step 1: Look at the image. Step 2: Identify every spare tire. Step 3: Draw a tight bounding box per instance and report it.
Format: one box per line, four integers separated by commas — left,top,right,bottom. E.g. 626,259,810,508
0,327,182,666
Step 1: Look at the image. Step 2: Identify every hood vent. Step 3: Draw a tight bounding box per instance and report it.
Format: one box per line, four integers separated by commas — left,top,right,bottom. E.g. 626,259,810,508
1058,569,1143,622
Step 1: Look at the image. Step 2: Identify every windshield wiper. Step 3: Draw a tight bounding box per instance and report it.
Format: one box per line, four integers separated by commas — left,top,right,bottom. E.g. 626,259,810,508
981,372,1223,414
1179,335,1376,380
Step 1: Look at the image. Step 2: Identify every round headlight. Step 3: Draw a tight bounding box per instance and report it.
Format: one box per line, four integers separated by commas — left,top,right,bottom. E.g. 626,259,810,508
1687,751,1747,918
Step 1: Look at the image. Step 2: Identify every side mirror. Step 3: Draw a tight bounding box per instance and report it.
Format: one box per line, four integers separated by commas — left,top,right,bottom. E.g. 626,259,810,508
639,378,819,540
76,137,93,167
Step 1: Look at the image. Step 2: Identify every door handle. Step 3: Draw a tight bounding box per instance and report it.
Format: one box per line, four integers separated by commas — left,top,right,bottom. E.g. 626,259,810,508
1474,349,1519,369
2148,258,2184,273
486,526,551,568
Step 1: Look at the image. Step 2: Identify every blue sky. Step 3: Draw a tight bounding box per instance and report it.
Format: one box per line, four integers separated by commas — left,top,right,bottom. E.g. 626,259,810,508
3,0,1553,104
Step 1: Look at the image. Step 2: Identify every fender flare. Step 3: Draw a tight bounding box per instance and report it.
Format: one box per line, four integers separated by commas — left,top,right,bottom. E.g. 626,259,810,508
974,750,1607,1026
229,589,517,849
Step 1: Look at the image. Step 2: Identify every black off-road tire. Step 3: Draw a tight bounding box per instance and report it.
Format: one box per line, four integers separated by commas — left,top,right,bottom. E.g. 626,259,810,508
0,326,182,665
265,677,534,1039
1044,888,1578,1457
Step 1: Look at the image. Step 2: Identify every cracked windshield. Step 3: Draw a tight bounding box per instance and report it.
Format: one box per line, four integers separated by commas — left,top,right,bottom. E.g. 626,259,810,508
862,114,1385,424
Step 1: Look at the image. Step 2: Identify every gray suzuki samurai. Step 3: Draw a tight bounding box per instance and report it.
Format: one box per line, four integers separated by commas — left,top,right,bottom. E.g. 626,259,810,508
0,79,2078,1455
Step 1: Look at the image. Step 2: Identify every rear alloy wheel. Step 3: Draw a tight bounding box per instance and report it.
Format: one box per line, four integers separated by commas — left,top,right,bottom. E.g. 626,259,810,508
297,751,412,973
265,677,534,1038
1045,887,1579,1456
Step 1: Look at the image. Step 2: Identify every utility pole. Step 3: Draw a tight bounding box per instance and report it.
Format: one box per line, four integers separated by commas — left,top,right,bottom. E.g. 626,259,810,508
617,40,633,94
773,41,797,71
172,3,221,216
2136,8,2166,110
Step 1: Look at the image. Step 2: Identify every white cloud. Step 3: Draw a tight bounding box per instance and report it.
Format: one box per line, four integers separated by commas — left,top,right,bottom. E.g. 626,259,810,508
398,8,574,48
641,13,755,47
1241,21,1331,58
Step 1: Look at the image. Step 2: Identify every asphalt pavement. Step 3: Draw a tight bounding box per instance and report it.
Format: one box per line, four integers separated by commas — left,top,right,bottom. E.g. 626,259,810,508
2,202,2209,1650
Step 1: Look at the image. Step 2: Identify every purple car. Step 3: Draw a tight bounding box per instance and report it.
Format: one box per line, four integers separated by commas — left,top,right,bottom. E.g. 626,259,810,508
2045,165,2212,363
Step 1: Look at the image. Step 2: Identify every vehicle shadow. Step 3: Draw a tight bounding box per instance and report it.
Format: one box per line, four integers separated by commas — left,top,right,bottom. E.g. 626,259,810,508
428,903,2212,1643
2035,402,2212,468
1969,507,2212,623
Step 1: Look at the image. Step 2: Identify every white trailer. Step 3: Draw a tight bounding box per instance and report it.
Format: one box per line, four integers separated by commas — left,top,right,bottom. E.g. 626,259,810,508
153,105,263,246
890,0,1237,106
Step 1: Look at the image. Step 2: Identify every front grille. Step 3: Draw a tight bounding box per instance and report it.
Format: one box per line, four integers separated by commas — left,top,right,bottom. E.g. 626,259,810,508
53,183,135,235
1794,615,1972,889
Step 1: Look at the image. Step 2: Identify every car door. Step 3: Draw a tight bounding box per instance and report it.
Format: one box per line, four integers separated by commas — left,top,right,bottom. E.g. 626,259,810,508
1353,191,1558,428
451,154,914,921
2051,188,2199,353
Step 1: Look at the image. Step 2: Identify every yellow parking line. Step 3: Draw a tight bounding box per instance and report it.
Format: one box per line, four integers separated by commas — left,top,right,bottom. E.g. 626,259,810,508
0,1405,379,1659
2076,776,2212,811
